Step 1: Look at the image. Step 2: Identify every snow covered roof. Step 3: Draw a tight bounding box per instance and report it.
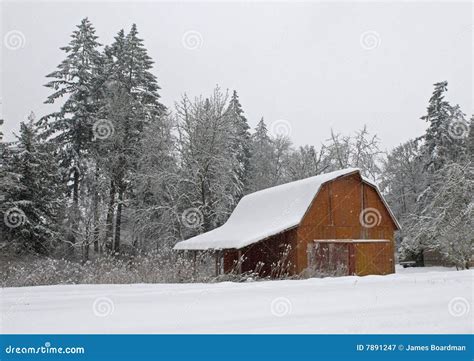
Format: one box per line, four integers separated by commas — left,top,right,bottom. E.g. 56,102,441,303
174,168,400,251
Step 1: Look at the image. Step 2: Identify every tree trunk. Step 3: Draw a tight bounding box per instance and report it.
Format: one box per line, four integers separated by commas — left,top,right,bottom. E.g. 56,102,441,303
83,241,89,263
104,180,116,252
72,166,80,206
114,183,124,253
67,166,80,258
92,164,100,253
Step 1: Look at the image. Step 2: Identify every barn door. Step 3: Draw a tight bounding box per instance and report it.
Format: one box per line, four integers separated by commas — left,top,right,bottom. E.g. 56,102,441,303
355,243,392,276
309,242,350,276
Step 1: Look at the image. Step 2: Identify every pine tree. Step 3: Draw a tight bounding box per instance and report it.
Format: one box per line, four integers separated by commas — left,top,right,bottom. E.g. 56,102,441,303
247,118,276,192
401,83,470,265
1,113,64,254
99,24,166,252
225,90,251,201
106,25,165,117
39,18,104,252
421,81,467,171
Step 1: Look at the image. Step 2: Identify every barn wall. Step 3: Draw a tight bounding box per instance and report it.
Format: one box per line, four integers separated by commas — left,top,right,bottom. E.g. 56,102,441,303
223,228,298,278
311,241,392,276
361,183,396,273
296,173,363,273
296,173,397,275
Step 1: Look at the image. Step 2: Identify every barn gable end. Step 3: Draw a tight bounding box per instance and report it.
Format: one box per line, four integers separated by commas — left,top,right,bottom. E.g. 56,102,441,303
296,172,397,274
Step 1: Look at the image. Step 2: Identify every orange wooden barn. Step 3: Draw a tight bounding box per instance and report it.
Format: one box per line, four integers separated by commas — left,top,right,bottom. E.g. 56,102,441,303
174,168,400,278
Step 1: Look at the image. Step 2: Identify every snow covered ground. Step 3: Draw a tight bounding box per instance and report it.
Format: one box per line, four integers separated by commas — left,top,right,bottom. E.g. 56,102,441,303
1,267,472,334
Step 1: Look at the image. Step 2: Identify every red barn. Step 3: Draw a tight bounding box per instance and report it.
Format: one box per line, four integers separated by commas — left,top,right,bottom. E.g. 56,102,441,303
174,168,400,278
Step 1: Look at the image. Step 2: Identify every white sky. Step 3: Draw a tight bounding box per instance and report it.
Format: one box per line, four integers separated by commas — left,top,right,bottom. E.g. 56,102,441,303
1,0,472,150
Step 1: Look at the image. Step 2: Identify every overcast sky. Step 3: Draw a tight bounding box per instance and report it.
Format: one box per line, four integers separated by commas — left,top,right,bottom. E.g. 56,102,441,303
1,0,472,150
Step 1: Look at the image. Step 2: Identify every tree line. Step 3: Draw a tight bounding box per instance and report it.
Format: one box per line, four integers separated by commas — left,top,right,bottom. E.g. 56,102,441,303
381,81,473,269
1,18,472,269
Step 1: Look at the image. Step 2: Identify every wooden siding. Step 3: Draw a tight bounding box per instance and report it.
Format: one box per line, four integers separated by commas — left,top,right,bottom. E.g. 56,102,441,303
312,241,392,276
296,172,395,275
354,242,393,275
223,229,297,277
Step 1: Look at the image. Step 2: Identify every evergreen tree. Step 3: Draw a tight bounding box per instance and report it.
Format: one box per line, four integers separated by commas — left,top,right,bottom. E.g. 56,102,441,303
225,90,251,201
106,24,165,117
1,113,64,254
247,118,275,192
421,81,467,171
39,18,104,252
99,24,166,251
401,83,470,265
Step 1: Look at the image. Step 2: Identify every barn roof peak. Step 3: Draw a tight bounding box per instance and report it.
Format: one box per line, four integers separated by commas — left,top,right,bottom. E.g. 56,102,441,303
174,168,397,251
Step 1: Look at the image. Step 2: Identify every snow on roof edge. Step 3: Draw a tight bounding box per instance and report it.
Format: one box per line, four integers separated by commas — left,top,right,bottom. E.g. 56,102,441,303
174,168,361,251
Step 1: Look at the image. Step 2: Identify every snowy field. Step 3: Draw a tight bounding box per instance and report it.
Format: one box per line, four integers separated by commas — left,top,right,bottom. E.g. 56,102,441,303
1,267,472,334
